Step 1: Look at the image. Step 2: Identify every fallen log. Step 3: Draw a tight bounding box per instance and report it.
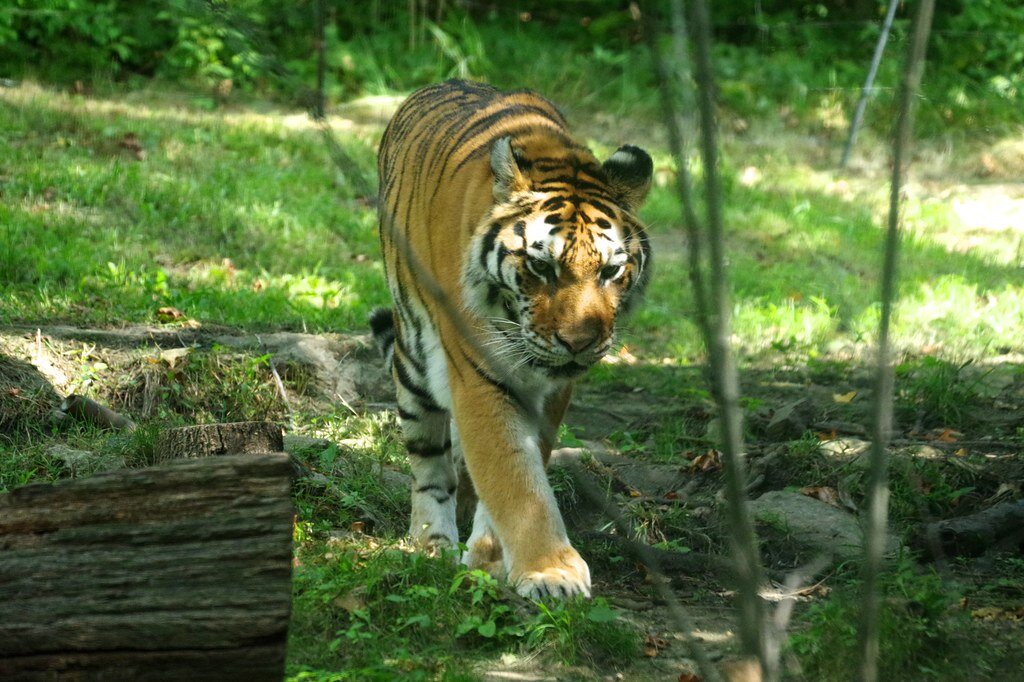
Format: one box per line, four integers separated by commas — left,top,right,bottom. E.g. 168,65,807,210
59,394,137,431
911,499,1024,559
0,453,293,681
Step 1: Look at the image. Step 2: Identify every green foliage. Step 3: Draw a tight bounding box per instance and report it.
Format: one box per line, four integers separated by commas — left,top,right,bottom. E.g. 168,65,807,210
154,348,288,423
528,597,640,666
0,0,142,74
291,415,410,538
788,559,972,680
288,542,638,679
895,356,988,428
932,0,1024,103
2,1,1020,134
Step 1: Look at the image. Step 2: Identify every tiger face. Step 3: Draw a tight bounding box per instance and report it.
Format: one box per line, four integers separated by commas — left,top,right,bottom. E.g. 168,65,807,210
464,135,653,380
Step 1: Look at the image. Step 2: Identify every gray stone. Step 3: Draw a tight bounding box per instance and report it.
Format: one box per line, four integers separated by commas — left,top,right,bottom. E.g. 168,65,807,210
47,444,124,478
749,489,900,561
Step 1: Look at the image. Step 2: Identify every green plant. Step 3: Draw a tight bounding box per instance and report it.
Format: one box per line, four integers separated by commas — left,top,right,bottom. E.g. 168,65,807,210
896,357,989,428
788,558,971,680
526,597,639,667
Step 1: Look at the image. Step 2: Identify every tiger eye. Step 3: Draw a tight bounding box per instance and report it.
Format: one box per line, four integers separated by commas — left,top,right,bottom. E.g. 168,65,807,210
526,258,556,282
600,264,624,281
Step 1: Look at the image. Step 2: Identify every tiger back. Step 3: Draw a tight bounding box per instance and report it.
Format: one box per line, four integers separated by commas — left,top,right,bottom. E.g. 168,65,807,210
374,79,653,599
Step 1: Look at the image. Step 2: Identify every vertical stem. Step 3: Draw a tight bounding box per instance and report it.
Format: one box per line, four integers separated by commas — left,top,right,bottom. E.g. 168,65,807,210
642,2,711,338
408,0,417,50
687,0,769,674
313,0,326,121
857,1,936,681
840,0,901,168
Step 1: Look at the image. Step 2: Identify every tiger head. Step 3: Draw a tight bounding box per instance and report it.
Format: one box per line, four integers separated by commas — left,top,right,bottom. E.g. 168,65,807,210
464,133,653,380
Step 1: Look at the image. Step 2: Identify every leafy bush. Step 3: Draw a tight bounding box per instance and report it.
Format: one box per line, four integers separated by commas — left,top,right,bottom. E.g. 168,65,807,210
932,0,1024,102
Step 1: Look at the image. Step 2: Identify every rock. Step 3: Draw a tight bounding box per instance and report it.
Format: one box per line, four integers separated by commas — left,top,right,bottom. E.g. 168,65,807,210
704,417,722,444
245,332,388,405
46,444,124,478
550,445,686,498
377,465,412,491
820,437,871,468
749,489,900,562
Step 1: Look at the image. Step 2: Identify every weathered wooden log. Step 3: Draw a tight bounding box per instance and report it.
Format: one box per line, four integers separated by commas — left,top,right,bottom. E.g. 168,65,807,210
59,394,137,431
0,453,294,681
911,500,1024,559
156,421,283,459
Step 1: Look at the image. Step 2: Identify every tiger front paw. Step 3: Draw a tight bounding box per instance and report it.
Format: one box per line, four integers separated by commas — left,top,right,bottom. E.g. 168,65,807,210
511,546,591,600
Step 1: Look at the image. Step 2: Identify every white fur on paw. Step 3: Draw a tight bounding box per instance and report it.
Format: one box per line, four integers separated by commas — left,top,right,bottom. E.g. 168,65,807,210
412,525,459,559
512,556,592,600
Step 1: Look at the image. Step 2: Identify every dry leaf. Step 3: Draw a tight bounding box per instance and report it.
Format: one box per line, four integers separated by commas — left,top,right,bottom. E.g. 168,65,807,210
799,485,841,508
679,674,703,682
934,428,960,443
350,521,366,534
159,347,192,369
988,482,1020,502
333,588,367,614
119,132,146,160
642,633,667,657
602,345,638,365
628,489,642,498
156,306,185,322
690,450,722,473
832,391,857,404
953,448,967,457
970,606,1023,621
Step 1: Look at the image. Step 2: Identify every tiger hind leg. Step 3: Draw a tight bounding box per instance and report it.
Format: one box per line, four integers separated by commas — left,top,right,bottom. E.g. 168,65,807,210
394,374,459,552
373,308,460,552
462,500,507,580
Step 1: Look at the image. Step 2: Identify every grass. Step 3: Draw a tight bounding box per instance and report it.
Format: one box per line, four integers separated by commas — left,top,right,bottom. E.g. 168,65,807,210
2,43,1023,679
288,533,639,679
0,82,385,332
787,557,976,680
3,78,1022,365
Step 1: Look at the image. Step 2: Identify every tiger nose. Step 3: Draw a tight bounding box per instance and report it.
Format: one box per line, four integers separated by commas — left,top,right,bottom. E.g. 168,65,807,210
556,318,603,354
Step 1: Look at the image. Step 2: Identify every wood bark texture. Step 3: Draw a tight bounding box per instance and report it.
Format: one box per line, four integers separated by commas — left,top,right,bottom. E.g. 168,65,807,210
912,500,1024,558
0,453,293,681
156,421,284,460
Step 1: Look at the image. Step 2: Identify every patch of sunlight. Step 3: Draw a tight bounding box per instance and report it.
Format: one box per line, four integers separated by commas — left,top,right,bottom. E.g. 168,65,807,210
2,80,387,140
733,296,838,353
175,261,362,311
851,275,1024,354
690,628,734,644
14,197,106,226
278,272,359,310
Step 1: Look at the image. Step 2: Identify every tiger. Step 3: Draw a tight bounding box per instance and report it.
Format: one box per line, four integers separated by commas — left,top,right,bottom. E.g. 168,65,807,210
370,79,652,599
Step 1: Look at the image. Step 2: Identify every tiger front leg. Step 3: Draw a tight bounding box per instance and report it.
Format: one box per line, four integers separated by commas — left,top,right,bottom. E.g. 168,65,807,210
451,370,590,600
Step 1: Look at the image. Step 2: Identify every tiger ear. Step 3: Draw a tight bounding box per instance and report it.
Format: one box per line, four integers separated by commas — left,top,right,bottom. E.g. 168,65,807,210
491,136,527,202
603,145,653,210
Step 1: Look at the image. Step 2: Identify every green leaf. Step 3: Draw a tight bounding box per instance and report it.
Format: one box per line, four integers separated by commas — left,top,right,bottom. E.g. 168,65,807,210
586,602,618,623
477,620,497,638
